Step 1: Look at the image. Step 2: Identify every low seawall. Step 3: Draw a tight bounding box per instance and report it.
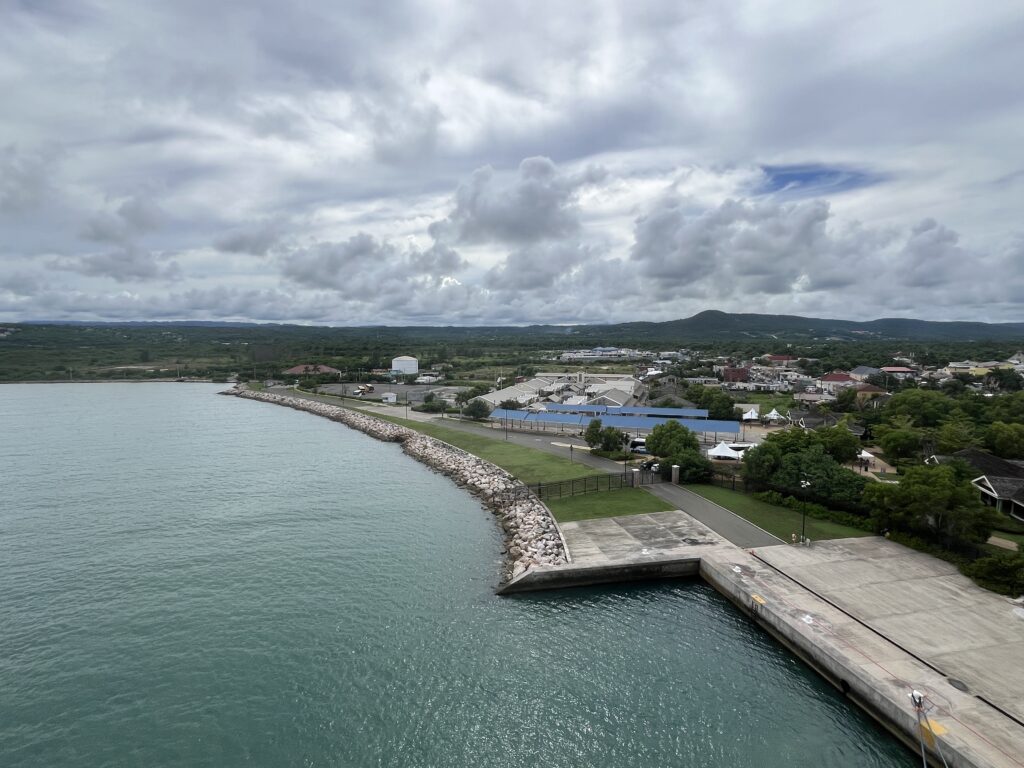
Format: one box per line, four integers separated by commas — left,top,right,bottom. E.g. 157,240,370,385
223,388,566,582
498,554,702,594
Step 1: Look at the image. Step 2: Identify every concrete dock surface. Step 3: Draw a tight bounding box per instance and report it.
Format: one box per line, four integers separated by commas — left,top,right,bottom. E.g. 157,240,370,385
754,537,1024,728
506,512,1024,767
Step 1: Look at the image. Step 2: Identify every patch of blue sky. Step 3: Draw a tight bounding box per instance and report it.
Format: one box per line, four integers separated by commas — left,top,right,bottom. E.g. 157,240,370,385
758,164,885,198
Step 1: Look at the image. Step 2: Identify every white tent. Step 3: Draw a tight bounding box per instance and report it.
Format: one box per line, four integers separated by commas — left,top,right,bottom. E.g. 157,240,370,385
708,441,743,460
764,408,783,422
858,449,874,460
742,407,760,421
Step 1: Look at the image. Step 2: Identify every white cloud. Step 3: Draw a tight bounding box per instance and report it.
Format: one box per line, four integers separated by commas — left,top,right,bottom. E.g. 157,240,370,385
0,0,1022,324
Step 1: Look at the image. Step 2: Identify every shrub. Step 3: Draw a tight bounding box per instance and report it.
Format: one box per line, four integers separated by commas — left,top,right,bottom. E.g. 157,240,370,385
961,553,1024,596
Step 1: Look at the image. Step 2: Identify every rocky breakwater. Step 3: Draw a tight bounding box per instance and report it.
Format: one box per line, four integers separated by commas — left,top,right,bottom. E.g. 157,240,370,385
224,389,567,581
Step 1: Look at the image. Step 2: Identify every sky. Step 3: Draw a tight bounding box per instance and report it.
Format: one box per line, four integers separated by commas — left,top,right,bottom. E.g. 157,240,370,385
2,0,1023,326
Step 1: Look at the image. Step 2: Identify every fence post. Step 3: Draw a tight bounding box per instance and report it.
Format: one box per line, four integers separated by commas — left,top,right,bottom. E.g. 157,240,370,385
671,465,680,484
631,468,640,487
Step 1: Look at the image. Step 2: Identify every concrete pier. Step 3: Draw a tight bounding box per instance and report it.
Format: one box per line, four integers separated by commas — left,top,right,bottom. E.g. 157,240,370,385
504,510,1024,768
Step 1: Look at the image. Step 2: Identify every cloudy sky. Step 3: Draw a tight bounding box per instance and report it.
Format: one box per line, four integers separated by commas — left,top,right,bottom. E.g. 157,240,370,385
2,1,1023,326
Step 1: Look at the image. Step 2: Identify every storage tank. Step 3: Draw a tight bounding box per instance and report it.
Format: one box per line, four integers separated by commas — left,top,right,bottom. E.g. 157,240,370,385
391,356,419,375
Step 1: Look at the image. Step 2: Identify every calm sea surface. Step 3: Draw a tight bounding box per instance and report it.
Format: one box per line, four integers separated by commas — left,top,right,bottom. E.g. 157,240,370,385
0,384,914,767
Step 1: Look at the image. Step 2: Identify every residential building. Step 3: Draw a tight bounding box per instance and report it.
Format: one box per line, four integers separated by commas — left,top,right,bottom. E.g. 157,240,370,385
927,449,1024,521
850,365,881,382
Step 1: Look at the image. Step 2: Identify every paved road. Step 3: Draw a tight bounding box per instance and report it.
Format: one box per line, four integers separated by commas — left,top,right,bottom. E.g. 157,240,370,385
267,386,779,547
647,485,783,548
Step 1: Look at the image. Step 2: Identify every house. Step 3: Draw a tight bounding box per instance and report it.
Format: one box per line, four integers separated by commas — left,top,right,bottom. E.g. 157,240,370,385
853,383,888,407
880,366,917,379
381,392,398,404
850,366,881,382
927,448,1024,521
815,371,856,394
762,354,797,367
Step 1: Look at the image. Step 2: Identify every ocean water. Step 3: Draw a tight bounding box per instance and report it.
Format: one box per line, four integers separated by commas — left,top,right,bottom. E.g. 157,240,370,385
0,384,914,767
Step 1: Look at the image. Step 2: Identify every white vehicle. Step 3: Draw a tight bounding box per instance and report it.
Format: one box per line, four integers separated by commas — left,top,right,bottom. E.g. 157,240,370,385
629,438,648,454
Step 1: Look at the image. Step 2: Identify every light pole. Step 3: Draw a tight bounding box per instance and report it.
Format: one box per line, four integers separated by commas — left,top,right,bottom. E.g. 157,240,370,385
799,478,812,544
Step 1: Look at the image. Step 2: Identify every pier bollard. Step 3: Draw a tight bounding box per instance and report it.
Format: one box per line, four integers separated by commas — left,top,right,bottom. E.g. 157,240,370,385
671,465,680,484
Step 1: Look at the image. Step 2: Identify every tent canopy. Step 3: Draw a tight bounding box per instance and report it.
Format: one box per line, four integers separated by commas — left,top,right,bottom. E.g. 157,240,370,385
764,408,783,420
708,441,743,459
742,407,759,421
858,449,874,459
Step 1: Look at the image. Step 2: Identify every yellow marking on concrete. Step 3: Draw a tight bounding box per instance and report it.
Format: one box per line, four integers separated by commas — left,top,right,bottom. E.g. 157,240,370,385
919,718,947,748
751,594,767,605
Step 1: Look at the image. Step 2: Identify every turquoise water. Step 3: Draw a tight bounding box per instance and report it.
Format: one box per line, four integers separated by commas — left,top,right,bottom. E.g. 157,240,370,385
0,384,914,767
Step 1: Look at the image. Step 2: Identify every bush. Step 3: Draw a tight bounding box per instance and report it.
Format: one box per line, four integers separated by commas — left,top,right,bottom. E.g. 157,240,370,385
462,399,492,420
660,450,713,483
992,516,1024,535
961,553,1024,596
591,449,631,461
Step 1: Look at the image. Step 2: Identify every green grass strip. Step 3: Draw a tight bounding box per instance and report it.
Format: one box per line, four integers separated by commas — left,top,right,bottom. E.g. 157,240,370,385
361,410,605,485
683,484,873,541
546,488,675,523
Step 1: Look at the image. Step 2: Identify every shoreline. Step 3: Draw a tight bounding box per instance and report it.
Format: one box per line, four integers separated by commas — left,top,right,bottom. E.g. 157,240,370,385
223,388,567,583
0,379,220,384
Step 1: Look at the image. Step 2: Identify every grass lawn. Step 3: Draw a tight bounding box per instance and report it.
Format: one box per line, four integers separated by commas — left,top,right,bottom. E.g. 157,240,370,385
733,392,796,412
546,488,675,523
355,411,605,485
683,484,873,541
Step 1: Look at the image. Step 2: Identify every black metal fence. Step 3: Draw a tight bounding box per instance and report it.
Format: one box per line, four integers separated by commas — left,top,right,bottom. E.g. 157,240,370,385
528,470,663,501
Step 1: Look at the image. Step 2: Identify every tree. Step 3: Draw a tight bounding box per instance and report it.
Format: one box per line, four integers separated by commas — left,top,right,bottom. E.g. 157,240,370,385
936,417,979,454
864,464,998,548
706,391,737,420
661,449,713,483
583,418,604,449
462,399,492,420
880,429,922,463
987,368,1023,392
645,421,699,457
599,426,627,453
834,386,859,412
742,441,783,485
885,389,952,428
818,424,860,464
986,421,1024,459
499,399,521,410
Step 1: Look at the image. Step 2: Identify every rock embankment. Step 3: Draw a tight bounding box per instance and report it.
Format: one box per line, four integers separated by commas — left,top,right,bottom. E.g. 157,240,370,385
224,389,567,581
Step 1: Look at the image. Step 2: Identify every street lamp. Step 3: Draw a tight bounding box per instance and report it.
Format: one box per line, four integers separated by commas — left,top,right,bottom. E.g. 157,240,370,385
799,478,812,544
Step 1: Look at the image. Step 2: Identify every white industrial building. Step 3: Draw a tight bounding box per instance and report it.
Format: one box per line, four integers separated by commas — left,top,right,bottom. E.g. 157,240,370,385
391,356,419,375
475,371,643,409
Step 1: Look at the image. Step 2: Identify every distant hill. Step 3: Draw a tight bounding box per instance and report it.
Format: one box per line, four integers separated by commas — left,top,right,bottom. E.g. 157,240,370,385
564,310,1024,343
13,310,1024,343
